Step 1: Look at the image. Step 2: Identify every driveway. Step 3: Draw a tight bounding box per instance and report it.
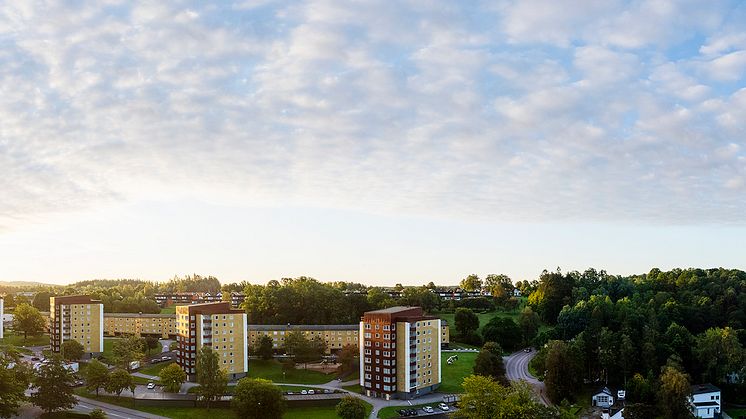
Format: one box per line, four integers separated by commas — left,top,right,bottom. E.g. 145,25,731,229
503,349,550,405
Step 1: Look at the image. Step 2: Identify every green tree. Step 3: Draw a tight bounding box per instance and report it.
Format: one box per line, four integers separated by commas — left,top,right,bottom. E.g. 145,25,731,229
366,288,394,310
231,377,285,419
12,303,46,341
518,307,540,346
401,286,441,312
31,291,52,312
112,335,145,371
657,364,692,419
473,342,507,384
105,368,133,397
159,363,187,393
283,330,307,356
335,395,367,419
619,333,636,384
196,346,228,410
527,269,575,324
144,336,160,354
484,274,513,300
454,308,480,343
84,359,110,396
454,375,560,419
257,335,274,360
61,340,85,361
482,317,522,352
30,355,77,414
460,274,482,292
695,327,744,385
338,344,358,375
0,354,31,419
544,340,581,403
89,408,107,419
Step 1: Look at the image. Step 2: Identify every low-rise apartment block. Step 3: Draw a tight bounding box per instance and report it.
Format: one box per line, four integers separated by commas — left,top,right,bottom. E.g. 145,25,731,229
104,313,176,338
249,324,359,353
175,302,248,381
360,306,441,400
155,292,245,309
49,295,104,357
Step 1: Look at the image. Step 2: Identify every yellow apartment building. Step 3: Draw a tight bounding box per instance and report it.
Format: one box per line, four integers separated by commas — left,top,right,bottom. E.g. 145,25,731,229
248,324,359,354
104,313,176,338
49,295,104,357
175,302,248,381
360,306,441,400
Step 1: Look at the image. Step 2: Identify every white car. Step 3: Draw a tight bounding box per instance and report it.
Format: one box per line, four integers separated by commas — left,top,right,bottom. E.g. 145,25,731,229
423,406,434,413
438,403,449,411
300,389,308,395
147,382,156,390
308,389,315,395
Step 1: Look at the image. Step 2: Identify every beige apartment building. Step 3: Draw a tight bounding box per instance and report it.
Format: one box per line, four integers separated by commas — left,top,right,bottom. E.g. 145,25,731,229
360,306,441,400
248,324,359,353
175,302,248,381
104,313,176,338
49,295,104,357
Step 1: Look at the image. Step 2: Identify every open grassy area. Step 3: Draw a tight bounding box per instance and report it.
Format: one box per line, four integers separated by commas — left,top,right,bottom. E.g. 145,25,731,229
438,351,477,393
160,306,176,314
342,383,363,393
101,337,118,363
248,359,332,384
0,331,49,347
138,360,175,376
726,408,746,417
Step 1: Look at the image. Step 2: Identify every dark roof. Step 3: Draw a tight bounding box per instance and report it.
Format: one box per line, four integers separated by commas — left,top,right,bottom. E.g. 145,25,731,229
594,387,613,396
691,383,720,395
365,306,417,314
692,401,720,407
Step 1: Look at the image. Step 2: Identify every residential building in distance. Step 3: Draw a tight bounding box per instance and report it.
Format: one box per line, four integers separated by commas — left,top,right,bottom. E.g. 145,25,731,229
49,295,104,357
248,324,359,354
360,306,441,400
155,292,245,309
689,383,721,419
175,302,248,381
104,313,176,338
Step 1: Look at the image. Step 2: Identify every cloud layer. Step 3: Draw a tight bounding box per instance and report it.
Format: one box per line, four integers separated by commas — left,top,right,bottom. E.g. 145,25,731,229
2,0,746,228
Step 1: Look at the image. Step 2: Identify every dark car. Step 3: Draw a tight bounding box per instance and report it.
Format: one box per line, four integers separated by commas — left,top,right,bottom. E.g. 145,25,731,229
31,357,40,361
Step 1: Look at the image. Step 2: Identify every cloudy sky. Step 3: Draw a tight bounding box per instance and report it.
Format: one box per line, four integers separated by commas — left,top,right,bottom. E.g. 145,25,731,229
2,0,746,285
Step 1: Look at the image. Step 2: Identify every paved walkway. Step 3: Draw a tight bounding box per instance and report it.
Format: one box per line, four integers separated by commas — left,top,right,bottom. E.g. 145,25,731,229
74,395,170,419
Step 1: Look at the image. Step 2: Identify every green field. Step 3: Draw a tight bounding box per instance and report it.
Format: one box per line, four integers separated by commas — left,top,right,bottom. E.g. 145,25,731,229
342,383,363,393
248,359,333,384
160,307,176,314
726,408,746,417
0,331,49,347
138,360,175,376
438,351,477,393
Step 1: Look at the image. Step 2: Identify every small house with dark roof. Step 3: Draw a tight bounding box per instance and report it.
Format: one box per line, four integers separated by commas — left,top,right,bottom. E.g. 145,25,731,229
592,386,615,408
689,383,721,419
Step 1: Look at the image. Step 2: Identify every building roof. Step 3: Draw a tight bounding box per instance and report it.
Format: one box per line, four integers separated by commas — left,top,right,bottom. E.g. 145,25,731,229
251,324,358,331
691,383,720,395
104,313,176,319
365,306,418,314
692,401,720,407
594,387,613,396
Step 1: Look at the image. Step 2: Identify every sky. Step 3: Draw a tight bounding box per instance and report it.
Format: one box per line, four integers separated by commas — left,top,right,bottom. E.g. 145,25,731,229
1,0,746,286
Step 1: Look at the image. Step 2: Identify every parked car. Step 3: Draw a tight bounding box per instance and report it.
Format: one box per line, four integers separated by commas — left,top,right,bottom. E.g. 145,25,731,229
31,357,40,361
161,356,170,361
147,382,156,390
422,406,434,413
308,389,315,395
323,389,332,394
438,403,449,411
150,359,160,364
286,391,294,395
300,389,308,395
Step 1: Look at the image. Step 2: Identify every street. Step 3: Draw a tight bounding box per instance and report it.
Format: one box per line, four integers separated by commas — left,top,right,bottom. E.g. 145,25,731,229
503,349,550,405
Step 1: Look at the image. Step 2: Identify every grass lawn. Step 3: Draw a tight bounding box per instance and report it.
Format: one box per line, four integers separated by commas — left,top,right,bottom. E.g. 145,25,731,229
0,343,33,355
131,375,160,385
726,408,746,417
160,306,176,314
438,351,477,393
342,383,363,393
248,359,332,384
138,360,175,376
101,337,118,363
0,331,49,347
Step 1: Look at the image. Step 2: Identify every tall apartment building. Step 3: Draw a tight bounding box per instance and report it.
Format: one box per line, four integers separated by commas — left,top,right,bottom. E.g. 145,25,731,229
359,306,441,400
175,302,247,381
49,296,104,357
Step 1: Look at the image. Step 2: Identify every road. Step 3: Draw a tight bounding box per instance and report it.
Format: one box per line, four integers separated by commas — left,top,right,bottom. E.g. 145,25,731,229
504,349,550,405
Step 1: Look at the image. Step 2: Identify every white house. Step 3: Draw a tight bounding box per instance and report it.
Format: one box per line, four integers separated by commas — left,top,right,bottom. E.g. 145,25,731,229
689,383,721,419
592,387,615,408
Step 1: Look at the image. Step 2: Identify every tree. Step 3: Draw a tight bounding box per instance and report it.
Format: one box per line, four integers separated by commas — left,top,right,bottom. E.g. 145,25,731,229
366,288,395,310
518,307,540,346
482,317,522,352
283,330,307,356
484,274,513,300
336,395,366,419
401,286,441,312
544,340,581,403
112,335,145,371
85,359,110,396
454,375,560,419
658,364,692,419
695,327,744,385
0,354,31,419
61,340,85,361
159,363,186,393
460,274,482,292
473,342,507,384
257,335,274,360
454,308,480,343
527,269,575,324
89,408,107,419
30,356,77,414
232,378,285,419
338,344,358,375
196,346,228,410
144,336,160,354
619,333,636,384
105,368,133,397
31,291,52,312
12,303,46,341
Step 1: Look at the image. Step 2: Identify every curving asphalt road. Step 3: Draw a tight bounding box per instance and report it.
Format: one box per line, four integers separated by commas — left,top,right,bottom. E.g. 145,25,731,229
503,349,550,406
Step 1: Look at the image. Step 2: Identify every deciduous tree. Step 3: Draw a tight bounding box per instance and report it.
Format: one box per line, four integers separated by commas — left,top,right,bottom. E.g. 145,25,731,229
85,359,110,396
460,274,482,292
61,340,84,361
112,336,145,371
12,303,45,341
159,363,187,393
257,335,274,360
454,308,480,344
232,378,285,419
335,395,367,419
482,317,522,352
30,356,77,414
105,368,133,397
518,307,540,346
657,364,692,419
0,354,31,419
196,346,228,410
